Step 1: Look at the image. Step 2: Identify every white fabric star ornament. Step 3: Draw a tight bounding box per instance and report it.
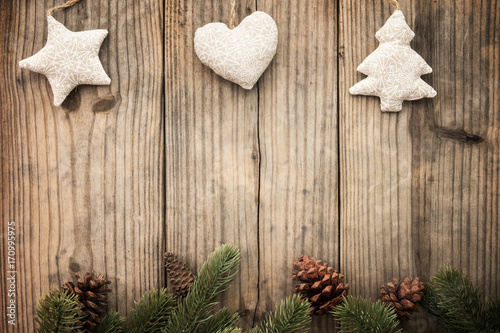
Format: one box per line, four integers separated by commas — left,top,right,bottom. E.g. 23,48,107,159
350,10,436,112
19,16,111,106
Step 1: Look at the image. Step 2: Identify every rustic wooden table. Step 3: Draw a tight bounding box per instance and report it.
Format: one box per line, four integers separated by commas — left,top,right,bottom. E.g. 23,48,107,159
1,0,498,332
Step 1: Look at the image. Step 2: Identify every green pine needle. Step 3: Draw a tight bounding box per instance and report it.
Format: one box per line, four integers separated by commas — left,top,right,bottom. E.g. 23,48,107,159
420,282,458,332
432,265,483,330
249,294,311,333
421,265,500,332
216,328,243,333
35,289,84,333
95,312,125,333
125,288,177,333
198,307,240,333
331,296,402,333
162,244,241,333
485,297,500,330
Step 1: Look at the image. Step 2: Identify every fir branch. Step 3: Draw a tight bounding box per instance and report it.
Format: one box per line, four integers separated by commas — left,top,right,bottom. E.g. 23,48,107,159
421,265,500,332
249,295,311,333
331,296,402,333
198,307,240,333
94,312,125,333
431,265,484,331
216,328,242,333
35,289,84,333
485,297,500,330
162,244,241,333
125,288,177,333
420,282,459,332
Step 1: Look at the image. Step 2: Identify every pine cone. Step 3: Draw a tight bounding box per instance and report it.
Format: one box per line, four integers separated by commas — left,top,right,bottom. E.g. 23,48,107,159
380,277,424,320
292,255,349,315
164,252,195,297
62,271,111,332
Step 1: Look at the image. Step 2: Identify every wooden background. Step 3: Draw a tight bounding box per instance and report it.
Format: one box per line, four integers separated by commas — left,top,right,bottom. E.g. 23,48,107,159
1,0,498,332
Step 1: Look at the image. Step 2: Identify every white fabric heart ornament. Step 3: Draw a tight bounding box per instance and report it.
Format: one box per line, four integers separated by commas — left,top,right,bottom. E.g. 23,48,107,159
194,11,278,89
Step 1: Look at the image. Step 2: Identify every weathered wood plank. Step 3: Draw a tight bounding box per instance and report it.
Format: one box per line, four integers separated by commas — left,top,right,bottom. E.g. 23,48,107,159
0,0,164,331
164,0,260,328
340,0,414,297
340,0,499,331
256,1,339,331
409,0,500,297
2,1,498,332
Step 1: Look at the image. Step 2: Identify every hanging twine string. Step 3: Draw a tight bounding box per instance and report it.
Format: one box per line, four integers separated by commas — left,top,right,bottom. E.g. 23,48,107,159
387,0,401,10
229,0,237,29
47,0,83,17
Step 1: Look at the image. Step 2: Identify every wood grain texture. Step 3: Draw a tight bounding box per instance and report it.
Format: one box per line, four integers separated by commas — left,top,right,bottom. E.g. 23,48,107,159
164,0,260,329
256,1,339,332
0,0,164,331
340,0,499,332
1,1,499,332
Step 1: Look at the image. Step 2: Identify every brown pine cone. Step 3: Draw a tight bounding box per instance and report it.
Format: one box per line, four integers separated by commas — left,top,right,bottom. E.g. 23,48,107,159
380,277,424,320
165,252,195,297
292,255,349,315
62,271,111,332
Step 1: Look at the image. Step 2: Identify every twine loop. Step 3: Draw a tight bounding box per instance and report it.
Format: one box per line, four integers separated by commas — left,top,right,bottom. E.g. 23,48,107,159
387,0,401,10
47,0,83,17
229,0,237,29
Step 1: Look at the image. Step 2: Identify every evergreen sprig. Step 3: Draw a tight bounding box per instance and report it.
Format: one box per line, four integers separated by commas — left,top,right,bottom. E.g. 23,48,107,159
94,311,125,333
216,328,243,333
331,296,402,333
249,294,311,333
125,288,177,333
485,297,500,329
433,265,483,330
162,244,241,333
198,307,240,333
35,289,84,333
421,265,500,332
420,282,455,331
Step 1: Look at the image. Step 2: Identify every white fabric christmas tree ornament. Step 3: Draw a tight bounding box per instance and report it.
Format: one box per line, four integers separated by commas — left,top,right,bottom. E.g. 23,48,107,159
194,11,278,90
350,9,436,112
19,15,111,106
